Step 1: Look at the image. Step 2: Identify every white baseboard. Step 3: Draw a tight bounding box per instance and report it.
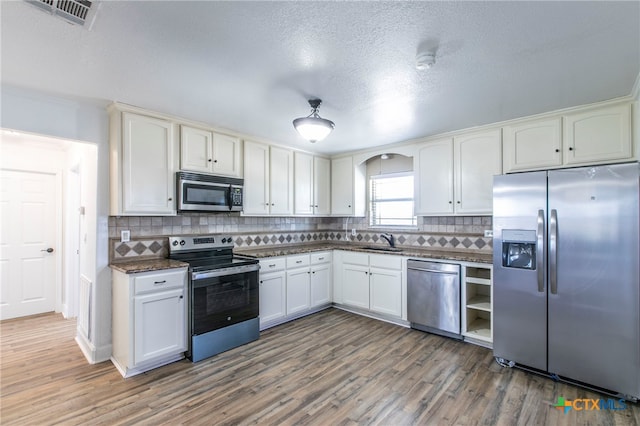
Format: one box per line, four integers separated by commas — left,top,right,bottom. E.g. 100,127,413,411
75,333,112,364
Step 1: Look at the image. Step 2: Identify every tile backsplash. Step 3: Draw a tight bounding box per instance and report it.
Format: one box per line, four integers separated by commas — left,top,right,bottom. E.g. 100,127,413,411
109,214,492,262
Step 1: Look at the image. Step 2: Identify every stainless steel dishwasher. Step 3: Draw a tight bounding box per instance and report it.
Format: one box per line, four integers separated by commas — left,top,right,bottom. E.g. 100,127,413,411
407,259,461,339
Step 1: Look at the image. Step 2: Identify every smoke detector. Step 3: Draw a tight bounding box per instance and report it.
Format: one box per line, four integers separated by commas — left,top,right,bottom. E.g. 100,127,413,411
25,0,98,27
416,52,436,70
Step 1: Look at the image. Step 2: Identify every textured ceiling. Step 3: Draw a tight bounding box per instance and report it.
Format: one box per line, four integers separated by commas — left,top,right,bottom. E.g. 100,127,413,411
1,1,639,154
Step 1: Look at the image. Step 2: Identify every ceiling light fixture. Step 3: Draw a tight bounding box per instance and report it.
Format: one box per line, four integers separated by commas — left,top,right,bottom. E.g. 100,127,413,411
293,99,335,143
416,52,436,70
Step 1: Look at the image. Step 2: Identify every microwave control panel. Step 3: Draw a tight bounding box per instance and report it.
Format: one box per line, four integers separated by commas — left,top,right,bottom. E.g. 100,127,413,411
230,187,243,206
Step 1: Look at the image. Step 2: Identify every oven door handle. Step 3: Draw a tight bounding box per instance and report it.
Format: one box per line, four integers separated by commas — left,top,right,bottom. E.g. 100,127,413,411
192,264,260,281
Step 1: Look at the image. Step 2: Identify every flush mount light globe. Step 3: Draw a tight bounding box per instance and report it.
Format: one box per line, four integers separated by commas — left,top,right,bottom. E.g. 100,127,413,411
293,99,335,143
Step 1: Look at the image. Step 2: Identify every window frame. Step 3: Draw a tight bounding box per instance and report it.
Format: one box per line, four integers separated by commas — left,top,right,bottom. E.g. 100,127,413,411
368,171,417,228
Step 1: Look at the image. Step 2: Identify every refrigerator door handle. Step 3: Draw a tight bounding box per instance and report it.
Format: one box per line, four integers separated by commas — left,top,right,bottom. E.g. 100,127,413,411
537,209,545,293
549,209,558,294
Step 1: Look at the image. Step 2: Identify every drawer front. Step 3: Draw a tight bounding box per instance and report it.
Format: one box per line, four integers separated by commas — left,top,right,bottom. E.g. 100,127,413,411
342,251,369,266
369,253,402,270
259,257,286,273
310,251,331,265
134,269,186,294
287,254,311,269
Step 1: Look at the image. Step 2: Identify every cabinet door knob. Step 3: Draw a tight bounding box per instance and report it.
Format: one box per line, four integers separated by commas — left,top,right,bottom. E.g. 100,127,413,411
208,159,212,162
271,203,275,206
449,201,453,204
348,205,351,208
179,295,183,299
457,201,461,204
569,147,574,151
168,198,173,201
41,248,54,253
555,149,560,153
214,159,218,163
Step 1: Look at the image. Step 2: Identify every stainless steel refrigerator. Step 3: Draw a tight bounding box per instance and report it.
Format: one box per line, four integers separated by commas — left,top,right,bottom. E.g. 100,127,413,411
493,163,639,400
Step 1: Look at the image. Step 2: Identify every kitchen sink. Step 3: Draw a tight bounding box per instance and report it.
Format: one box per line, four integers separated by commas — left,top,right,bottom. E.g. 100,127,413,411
363,246,403,252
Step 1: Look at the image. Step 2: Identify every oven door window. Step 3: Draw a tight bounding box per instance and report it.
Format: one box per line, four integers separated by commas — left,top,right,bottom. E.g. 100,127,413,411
192,270,258,335
183,182,229,208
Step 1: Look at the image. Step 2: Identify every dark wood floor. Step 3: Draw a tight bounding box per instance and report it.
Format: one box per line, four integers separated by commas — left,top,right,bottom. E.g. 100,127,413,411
1,309,638,425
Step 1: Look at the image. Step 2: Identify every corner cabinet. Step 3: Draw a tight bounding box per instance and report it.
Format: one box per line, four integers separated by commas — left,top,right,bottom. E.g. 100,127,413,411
111,267,188,378
416,129,502,215
258,252,332,330
109,106,178,216
180,125,242,177
461,263,493,348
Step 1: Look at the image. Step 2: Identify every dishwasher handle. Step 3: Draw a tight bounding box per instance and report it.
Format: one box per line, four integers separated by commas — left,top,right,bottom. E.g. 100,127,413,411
408,267,459,275
407,260,460,275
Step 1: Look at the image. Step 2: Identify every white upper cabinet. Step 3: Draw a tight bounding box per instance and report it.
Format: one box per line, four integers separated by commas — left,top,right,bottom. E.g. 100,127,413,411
313,156,331,215
503,117,562,172
110,109,178,216
503,103,633,173
243,140,270,215
416,138,454,215
294,152,314,215
454,129,503,214
243,141,293,215
180,125,241,177
331,156,366,216
294,152,331,216
564,103,632,166
416,129,502,215
269,146,294,215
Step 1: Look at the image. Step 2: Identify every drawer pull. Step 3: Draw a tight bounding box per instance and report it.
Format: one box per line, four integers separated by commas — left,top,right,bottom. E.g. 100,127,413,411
269,264,276,267
318,257,324,260
296,260,302,264
154,280,167,285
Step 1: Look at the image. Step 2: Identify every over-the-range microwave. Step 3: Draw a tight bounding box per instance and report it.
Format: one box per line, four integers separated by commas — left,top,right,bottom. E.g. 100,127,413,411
177,171,243,213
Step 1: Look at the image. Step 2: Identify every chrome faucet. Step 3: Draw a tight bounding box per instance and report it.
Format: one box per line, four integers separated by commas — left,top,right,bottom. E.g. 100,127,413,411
381,233,395,248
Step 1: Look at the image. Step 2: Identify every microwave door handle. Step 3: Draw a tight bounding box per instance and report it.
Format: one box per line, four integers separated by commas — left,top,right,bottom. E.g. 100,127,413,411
227,185,233,211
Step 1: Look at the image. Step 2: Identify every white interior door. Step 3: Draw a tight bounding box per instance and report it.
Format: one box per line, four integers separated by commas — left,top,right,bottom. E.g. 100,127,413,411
0,170,57,320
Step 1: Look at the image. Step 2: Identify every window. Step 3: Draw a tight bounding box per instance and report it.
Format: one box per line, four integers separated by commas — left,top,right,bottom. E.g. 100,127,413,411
369,172,417,227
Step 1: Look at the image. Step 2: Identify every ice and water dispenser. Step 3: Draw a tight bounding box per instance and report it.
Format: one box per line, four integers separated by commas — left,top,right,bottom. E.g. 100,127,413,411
501,230,536,270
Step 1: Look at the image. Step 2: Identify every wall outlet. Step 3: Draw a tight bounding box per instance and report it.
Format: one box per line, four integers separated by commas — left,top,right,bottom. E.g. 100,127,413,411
121,230,130,242
484,229,493,238
351,228,357,236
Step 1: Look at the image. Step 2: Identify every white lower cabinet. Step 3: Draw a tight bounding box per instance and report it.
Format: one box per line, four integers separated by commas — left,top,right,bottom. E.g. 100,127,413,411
260,258,287,326
369,267,402,317
286,267,311,315
259,252,332,330
111,267,187,378
337,251,405,320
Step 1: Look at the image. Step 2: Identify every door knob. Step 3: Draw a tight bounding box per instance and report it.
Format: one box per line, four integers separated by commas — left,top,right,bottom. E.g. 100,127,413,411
41,248,54,253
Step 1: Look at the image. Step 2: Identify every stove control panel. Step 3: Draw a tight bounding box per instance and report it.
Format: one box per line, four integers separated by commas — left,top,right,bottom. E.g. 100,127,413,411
169,235,234,252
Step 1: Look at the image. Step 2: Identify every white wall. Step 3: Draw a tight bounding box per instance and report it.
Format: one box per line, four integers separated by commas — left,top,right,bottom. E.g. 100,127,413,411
1,85,111,363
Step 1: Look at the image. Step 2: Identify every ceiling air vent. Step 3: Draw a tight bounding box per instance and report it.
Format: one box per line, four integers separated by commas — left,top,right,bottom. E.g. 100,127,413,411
26,0,95,26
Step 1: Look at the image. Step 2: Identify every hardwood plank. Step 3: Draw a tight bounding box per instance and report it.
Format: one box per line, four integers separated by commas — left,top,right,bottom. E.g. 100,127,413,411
1,309,638,425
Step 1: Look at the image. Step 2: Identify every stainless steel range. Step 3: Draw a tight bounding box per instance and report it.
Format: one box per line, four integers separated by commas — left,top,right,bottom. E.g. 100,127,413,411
168,235,260,362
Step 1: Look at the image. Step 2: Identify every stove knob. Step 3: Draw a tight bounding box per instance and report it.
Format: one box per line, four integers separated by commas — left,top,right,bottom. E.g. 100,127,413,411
221,237,226,243
179,240,186,246
227,236,232,243
172,240,178,246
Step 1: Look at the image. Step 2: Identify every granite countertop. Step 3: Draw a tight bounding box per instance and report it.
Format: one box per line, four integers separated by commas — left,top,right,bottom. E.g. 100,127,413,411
235,242,492,264
110,258,189,274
